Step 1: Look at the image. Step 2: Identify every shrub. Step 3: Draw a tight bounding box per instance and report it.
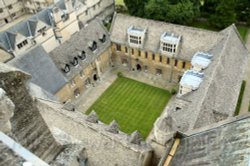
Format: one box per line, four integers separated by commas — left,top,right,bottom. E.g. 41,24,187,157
170,88,177,95
117,72,124,77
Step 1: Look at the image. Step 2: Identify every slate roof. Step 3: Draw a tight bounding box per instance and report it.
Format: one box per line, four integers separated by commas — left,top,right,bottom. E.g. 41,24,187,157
168,25,249,131
0,8,54,52
8,46,67,94
110,14,224,60
170,115,250,166
49,19,111,80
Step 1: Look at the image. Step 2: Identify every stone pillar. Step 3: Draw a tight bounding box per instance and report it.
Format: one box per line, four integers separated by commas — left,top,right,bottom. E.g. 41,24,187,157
0,88,14,134
95,59,101,80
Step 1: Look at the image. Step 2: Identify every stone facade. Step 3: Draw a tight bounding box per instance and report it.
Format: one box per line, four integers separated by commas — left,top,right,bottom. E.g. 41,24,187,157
111,43,191,83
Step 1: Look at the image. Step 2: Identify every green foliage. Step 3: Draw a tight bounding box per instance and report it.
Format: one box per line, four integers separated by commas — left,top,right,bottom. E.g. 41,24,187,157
115,4,128,14
235,80,246,116
124,0,148,17
144,0,198,24
170,88,177,95
235,0,250,24
86,77,171,138
117,71,124,77
209,0,236,29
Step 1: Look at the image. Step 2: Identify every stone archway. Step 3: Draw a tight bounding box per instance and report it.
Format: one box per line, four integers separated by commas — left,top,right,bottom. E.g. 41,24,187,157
136,64,142,71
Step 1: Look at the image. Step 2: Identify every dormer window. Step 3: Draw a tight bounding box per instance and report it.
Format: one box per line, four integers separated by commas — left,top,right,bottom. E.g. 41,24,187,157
37,26,46,36
127,26,146,48
17,39,28,49
160,32,181,57
64,64,70,73
71,57,78,66
99,34,106,43
89,41,97,51
61,13,69,22
78,51,86,60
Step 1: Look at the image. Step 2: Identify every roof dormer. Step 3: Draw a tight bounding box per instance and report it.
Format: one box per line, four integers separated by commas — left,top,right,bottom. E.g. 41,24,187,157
127,26,146,48
160,32,181,57
191,52,213,72
88,41,97,52
178,70,204,96
78,50,86,60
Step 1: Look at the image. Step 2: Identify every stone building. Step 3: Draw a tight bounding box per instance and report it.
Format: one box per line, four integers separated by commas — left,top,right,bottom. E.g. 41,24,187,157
8,19,111,103
0,0,114,61
110,13,223,83
0,62,153,166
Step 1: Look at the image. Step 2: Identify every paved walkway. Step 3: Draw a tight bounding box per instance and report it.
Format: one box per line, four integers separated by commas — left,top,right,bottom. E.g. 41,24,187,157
239,31,250,115
72,70,117,113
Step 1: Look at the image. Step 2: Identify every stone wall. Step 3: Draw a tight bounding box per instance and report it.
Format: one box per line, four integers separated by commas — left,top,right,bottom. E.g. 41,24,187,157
0,63,63,163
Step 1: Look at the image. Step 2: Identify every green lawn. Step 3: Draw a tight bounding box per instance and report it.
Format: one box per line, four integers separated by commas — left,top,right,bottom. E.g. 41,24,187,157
115,0,125,5
86,77,171,138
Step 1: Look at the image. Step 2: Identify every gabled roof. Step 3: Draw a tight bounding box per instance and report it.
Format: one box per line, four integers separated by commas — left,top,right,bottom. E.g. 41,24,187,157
110,14,224,60
169,24,249,132
8,46,67,94
170,115,250,166
49,19,111,80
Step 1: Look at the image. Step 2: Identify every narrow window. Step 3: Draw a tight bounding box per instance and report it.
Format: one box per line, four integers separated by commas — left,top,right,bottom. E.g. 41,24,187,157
138,50,141,57
182,61,186,69
145,52,148,59
167,58,170,64
116,44,121,51
174,59,178,67
125,47,128,53
152,53,155,60
159,55,162,62
132,49,134,55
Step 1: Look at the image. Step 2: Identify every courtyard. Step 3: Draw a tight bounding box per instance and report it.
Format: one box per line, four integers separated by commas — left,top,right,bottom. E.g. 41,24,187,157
86,76,172,138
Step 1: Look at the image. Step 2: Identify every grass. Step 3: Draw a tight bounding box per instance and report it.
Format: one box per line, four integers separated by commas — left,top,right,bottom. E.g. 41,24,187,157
235,80,246,116
86,76,171,138
115,0,125,6
237,25,249,42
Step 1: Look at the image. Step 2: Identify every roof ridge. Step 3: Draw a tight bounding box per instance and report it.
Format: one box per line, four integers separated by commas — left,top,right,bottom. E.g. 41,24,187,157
116,13,220,35
190,30,232,130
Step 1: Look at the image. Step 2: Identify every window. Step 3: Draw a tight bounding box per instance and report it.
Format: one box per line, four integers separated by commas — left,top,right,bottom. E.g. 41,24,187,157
125,47,128,53
129,35,142,45
37,26,46,36
131,49,134,55
71,57,78,66
89,41,97,51
162,43,177,53
182,61,186,69
167,58,170,64
17,40,28,49
156,69,162,75
138,50,141,57
64,64,70,73
74,88,80,98
8,5,12,10
11,13,16,18
152,54,155,60
17,43,23,49
145,52,148,59
159,55,162,62
0,8,3,13
116,44,121,51
23,40,28,45
99,34,106,43
174,59,178,67
85,10,88,15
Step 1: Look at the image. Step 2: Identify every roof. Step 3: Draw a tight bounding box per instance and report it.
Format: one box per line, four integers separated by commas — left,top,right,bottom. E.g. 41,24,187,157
0,8,54,52
110,14,224,60
191,52,213,69
49,19,111,80
168,24,249,131
170,115,250,166
8,46,67,94
180,70,204,90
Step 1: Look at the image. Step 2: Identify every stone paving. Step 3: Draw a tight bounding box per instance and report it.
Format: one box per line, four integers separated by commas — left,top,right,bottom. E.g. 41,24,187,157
240,31,250,115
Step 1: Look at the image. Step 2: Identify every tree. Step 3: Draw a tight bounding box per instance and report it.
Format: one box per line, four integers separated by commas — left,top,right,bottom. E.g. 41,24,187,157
124,0,148,17
235,0,250,24
209,0,236,29
144,0,197,25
